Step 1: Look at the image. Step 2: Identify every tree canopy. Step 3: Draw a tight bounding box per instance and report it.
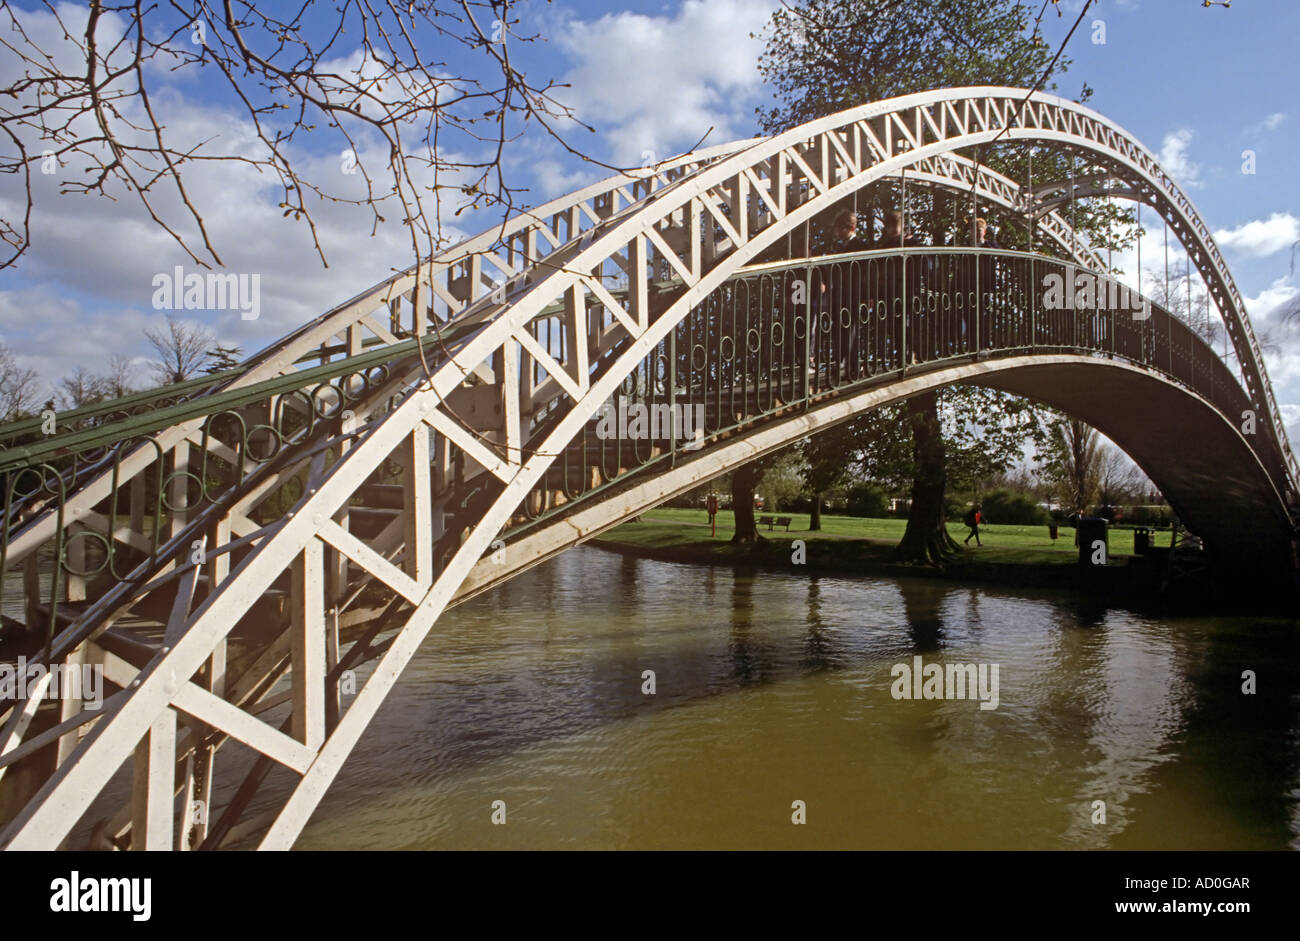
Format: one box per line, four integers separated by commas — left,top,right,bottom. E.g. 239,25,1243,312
752,0,1133,562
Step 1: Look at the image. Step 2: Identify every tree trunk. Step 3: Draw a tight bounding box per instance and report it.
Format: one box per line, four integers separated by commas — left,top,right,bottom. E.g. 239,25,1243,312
810,492,822,531
731,462,763,543
894,391,958,564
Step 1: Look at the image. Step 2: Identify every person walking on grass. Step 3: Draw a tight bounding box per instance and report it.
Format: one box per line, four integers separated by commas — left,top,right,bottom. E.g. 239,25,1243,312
963,502,984,547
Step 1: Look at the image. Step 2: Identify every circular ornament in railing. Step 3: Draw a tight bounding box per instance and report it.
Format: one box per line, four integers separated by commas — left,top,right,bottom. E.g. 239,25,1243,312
60,528,112,578
244,424,284,463
159,470,206,513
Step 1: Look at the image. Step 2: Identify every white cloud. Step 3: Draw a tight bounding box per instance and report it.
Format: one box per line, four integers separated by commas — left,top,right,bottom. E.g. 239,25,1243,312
1246,276,1299,327
0,4,520,385
1213,212,1300,258
1158,128,1202,190
1245,112,1286,135
0,288,157,398
1247,277,1300,391
1104,225,1300,398
1279,403,1300,447
1108,222,1188,297
552,0,778,166
529,158,600,202
1,115,438,352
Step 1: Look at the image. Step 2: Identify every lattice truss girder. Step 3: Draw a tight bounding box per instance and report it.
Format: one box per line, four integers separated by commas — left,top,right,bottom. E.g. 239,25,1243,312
0,150,1101,676
1,87,1292,851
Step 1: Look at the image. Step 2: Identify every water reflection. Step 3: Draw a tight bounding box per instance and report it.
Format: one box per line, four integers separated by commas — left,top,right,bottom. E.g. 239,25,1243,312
801,577,834,673
290,547,1300,850
899,579,949,652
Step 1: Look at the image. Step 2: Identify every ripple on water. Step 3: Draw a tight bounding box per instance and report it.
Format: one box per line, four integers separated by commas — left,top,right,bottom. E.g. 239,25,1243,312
293,547,1300,850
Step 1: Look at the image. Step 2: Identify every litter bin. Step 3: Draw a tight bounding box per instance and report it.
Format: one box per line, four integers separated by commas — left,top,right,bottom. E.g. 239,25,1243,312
1048,522,1059,540
1133,527,1151,555
1077,517,1108,566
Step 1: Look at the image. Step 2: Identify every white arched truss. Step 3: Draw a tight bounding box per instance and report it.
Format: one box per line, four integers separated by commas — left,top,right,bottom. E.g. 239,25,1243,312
1,129,1102,583
2,86,1290,851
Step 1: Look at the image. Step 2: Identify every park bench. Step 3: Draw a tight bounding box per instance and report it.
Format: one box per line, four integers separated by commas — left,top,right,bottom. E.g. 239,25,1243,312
757,515,774,528
757,515,793,531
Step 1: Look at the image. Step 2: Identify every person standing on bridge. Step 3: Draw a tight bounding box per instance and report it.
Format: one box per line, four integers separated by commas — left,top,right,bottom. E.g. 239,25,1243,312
829,208,866,252
874,211,929,367
813,209,869,381
812,209,868,305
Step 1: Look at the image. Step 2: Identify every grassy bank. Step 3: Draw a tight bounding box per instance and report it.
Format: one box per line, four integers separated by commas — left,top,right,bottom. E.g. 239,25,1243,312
590,508,1165,592
609,508,1157,562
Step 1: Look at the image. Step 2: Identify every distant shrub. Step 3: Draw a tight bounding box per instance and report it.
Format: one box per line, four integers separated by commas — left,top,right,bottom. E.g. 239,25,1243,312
980,488,1050,526
1125,505,1174,526
944,494,967,522
787,495,814,513
844,482,890,517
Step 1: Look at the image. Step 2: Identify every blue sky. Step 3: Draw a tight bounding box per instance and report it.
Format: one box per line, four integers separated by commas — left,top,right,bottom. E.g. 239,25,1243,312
1057,0,1298,308
2,0,1298,430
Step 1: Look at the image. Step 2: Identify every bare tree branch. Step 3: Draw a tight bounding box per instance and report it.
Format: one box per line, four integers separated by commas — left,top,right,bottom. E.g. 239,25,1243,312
0,341,44,421
0,1,624,271
143,314,214,383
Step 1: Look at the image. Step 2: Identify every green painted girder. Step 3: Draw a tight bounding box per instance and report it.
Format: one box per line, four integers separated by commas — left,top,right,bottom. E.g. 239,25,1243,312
0,369,241,443
0,328,470,474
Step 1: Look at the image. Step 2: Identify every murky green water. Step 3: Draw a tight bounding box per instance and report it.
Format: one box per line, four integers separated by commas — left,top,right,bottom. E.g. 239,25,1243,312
293,547,1300,850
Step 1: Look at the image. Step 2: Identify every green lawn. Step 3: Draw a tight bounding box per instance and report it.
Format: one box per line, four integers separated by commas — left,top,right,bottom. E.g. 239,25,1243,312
605,507,1162,566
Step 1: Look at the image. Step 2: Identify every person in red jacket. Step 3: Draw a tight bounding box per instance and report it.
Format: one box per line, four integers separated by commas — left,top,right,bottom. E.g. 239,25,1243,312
963,503,984,547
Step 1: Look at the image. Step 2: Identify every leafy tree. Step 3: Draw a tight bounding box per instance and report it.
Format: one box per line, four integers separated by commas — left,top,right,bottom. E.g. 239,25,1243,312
799,431,857,530
757,450,806,514
798,386,1058,558
844,481,890,517
756,0,1129,563
204,345,245,375
731,454,781,543
941,387,1058,491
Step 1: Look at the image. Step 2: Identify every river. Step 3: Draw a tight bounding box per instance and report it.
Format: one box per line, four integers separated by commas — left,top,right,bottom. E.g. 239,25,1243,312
284,546,1300,850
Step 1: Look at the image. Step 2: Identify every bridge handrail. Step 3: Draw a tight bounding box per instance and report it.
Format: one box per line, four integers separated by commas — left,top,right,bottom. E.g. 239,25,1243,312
527,248,1265,479
3,247,1249,483
0,369,240,443
737,244,1102,276
0,327,473,477
502,250,1279,549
